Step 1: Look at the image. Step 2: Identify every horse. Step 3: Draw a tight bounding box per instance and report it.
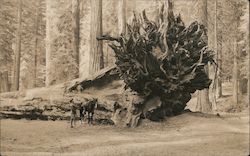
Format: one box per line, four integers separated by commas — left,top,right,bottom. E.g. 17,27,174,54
82,98,98,125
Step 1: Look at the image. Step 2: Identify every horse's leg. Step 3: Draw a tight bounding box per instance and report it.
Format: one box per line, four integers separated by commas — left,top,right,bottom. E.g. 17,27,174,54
88,112,91,125
70,116,73,128
73,114,76,126
80,115,82,124
80,112,83,124
82,111,87,122
70,114,74,128
90,112,94,125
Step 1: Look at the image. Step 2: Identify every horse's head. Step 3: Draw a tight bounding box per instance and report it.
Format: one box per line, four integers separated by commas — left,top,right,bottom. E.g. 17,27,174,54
93,98,98,109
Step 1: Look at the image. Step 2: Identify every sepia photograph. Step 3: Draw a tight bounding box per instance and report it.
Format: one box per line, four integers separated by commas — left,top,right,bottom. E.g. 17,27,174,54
0,0,249,155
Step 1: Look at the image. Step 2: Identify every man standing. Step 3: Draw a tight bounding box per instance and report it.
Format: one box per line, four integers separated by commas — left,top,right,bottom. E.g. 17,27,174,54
70,99,77,128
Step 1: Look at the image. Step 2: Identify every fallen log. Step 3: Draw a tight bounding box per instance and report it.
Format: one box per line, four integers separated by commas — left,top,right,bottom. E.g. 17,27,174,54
98,0,215,127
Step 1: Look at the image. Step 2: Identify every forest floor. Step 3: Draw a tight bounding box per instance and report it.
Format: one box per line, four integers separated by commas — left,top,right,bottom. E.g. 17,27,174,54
1,83,249,156
1,111,249,156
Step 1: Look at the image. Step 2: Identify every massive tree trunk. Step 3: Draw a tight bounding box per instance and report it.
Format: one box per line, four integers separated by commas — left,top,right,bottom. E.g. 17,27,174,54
33,0,39,88
79,0,91,78
118,0,127,35
89,0,104,74
232,3,239,106
196,0,212,113
14,0,22,91
72,0,80,77
215,0,222,98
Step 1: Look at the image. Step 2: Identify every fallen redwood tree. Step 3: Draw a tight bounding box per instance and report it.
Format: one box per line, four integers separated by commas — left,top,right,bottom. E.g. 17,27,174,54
97,1,215,127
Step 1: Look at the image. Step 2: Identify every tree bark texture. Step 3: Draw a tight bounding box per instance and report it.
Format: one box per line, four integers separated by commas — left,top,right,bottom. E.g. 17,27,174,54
118,0,127,35
33,0,39,88
72,0,80,78
89,0,104,75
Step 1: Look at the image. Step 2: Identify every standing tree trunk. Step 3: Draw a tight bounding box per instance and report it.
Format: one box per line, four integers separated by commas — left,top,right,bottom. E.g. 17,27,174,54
45,0,51,87
33,0,39,88
248,1,250,107
196,0,212,113
247,0,250,107
232,1,239,106
14,0,22,91
118,0,127,35
72,0,80,77
0,71,10,93
215,0,222,98
89,0,104,74
233,33,238,106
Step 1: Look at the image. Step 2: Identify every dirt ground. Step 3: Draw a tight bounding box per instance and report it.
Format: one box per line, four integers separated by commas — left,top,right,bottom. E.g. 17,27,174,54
1,83,249,156
1,110,249,156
